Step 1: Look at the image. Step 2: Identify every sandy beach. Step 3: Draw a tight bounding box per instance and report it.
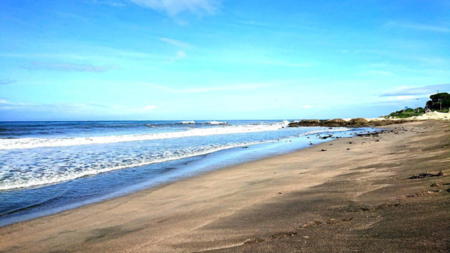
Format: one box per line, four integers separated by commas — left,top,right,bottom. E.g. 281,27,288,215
0,120,449,253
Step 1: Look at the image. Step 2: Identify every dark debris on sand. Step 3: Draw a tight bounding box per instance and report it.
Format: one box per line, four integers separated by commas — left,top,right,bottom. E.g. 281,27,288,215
409,171,444,179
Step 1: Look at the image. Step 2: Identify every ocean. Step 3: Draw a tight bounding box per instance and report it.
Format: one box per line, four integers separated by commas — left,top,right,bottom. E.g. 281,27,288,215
0,120,376,226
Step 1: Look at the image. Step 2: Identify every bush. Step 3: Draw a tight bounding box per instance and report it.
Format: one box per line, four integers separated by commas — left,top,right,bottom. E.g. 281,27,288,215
388,107,425,118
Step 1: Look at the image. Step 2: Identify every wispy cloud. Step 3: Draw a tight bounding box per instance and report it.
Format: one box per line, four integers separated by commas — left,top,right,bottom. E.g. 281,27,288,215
380,84,450,97
159,37,190,62
54,11,90,22
143,82,272,93
372,84,450,106
160,37,191,48
386,21,450,33
0,79,15,85
0,100,158,115
102,48,160,59
129,0,220,16
172,50,187,61
360,70,394,77
23,62,116,72
1,46,161,61
236,19,272,28
142,105,157,110
180,83,268,93
0,100,105,112
258,60,313,68
1,53,90,60
89,0,127,7
380,95,423,102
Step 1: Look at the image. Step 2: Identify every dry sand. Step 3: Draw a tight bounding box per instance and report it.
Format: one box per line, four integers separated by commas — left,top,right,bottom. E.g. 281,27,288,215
0,120,449,253
410,111,450,120
362,111,450,122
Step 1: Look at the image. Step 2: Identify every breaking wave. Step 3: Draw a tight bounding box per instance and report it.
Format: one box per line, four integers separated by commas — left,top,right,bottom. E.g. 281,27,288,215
0,122,289,150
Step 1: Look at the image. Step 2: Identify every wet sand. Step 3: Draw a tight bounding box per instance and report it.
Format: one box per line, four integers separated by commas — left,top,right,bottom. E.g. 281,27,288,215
0,120,449,253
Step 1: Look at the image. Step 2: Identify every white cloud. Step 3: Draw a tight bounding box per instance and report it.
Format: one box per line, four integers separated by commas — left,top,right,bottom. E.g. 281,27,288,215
129,0,219,16
143,82,273,93
386,21,450,33
258,60,313,68
167,50,187,62
363,70,393,76
302,105,313,109
0,80,15,85
93,0,126,7
160,37,191,48
0,101,107,112
380,84,450,97
375,83,450,105
175,50,187,60
0,47,163,61
381,95,422,102
23,62,116,72
0,100,159,115
143,105,157,110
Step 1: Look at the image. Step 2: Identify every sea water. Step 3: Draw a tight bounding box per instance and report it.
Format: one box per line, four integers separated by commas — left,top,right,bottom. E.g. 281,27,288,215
0,120,376,226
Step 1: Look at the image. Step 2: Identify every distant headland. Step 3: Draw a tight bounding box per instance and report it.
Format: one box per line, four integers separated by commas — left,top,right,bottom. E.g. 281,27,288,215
289,92,450,128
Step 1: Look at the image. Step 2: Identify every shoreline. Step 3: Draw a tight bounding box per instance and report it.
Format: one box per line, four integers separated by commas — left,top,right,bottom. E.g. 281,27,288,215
0,126,371,226
0,120,448,252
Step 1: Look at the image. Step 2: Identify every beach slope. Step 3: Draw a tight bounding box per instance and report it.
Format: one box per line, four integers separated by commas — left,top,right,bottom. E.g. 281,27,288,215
0,121,449,252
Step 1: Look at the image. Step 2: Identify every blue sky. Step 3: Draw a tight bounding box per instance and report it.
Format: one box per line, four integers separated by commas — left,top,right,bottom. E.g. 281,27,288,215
0,0,449,120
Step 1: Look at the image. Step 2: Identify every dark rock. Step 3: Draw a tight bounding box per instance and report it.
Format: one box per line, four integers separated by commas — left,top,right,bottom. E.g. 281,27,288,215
320,134,333,139
288,118,412,128
288,120,320,127
271,231,297,239
409,171,444,179
348,118,368,126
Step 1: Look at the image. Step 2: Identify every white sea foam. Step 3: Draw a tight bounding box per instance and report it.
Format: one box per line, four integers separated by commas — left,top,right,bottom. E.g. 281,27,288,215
208,121,227,125
181,120,196,124
0,127,351,191
0,122,289,150
0,141,266,191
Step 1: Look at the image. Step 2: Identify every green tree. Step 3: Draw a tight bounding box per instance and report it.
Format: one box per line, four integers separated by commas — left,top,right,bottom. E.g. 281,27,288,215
426,92,450,111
